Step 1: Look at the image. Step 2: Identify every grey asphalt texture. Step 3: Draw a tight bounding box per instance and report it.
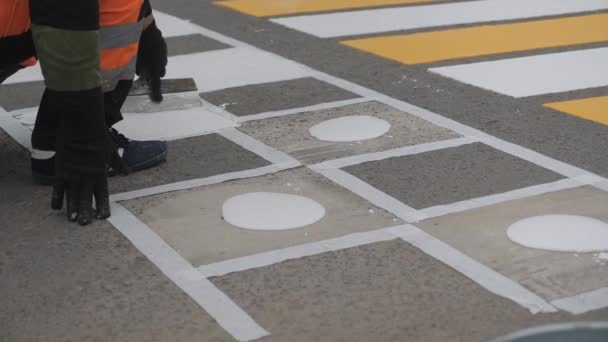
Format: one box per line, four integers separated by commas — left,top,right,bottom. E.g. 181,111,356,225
2,0,608,341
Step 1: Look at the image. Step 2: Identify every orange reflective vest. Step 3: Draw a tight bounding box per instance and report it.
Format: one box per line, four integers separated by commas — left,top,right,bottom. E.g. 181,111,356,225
99,0,144,92
1,0,144,90
0,0,37,67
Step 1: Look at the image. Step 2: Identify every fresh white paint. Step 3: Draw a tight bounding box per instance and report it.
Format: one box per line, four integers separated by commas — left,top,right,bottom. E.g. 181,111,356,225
271,0,608,38
153,11,201,38
166,48,310,93
222,192,326,230
198,227,398,278
0,107,33,150
389,225,557,313
420,178,593,220
309,165,428,222
108,203,269,341
309,115,391,142
551,287,608,314
4,49,310,94
237,98,369,123
314,136,476,169
431,48,608,98
109,162,300,202
113,105,237,141
219,128,300,165
507,215,608,252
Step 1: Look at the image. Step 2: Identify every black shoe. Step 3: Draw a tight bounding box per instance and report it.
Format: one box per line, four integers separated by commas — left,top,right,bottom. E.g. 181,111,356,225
31,130,168,185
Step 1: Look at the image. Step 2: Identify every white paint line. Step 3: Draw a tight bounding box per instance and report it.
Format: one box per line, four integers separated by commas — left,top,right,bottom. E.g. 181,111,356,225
107,203,269,341
591,179,608,192
218,128,301,165
197,226,399,278
270,0,608,38
389,225,557,314
420,177,588,219
551,287,608,314
430,47,608,98
315,136,477,170
166,48,310,93
153,11,202,38
0,107,33,151
237,97,369,123
309,165,428,222
478,138,597,180
110,163,298,202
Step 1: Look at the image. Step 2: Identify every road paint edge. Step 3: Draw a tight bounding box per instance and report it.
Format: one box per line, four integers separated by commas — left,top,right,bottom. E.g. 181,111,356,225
107,203,270,341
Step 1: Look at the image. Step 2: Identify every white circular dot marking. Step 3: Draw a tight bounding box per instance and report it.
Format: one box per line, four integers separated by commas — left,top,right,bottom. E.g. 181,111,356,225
222,192,326,231
309,115,391,142
507,215,608,253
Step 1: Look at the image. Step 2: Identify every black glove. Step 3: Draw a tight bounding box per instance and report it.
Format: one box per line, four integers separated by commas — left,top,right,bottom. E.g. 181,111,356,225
136,20,167,102
51,172,110,225
46,88,112,225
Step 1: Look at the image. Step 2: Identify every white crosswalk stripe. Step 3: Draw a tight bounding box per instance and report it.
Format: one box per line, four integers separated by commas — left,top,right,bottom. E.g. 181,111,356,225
271,0,608,38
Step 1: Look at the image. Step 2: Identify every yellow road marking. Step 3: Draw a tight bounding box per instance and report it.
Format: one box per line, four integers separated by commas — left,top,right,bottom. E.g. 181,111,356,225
341,13,608,64
215,0,438,17
545,96,608,125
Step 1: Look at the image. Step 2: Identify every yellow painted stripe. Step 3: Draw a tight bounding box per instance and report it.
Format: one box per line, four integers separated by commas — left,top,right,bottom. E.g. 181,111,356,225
545,96,608,125
341,13,608,64
215,0,438,17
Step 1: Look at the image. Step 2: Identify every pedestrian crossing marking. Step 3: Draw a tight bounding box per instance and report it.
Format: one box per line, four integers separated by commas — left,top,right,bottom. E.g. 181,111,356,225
214,0,438,17
430,47,608,98
270,0,608,38
544,96,608,126
341,13,608,64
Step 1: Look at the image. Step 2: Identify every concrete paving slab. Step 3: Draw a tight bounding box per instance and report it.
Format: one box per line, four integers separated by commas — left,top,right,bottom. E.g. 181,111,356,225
0,129,233,342
344,142,564,209
110,133,270,194
417,186,608,301
211,239,608,342
200,77,360,116
238,101,460,164
166,34,232,57
123,167,403,266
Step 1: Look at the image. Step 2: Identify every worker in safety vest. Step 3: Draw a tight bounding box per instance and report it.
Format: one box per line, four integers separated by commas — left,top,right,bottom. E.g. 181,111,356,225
0,0,168,225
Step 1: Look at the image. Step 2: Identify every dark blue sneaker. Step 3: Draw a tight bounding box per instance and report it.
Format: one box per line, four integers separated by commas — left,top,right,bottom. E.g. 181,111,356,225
108,128,168,175
31,128,168,185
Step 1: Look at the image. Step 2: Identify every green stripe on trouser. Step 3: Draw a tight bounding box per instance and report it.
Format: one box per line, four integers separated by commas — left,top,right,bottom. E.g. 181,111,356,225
31,24,101,92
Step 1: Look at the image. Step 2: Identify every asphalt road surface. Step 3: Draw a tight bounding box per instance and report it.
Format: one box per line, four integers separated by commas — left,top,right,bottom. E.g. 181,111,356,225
2,0,608,341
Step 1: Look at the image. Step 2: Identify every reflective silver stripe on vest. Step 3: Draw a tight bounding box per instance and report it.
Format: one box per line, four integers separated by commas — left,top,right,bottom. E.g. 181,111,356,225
100,20,144,50
100,19,144,92
102,54,137,92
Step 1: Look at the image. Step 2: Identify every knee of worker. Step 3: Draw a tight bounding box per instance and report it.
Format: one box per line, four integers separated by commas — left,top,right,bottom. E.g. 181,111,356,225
31,25,102,92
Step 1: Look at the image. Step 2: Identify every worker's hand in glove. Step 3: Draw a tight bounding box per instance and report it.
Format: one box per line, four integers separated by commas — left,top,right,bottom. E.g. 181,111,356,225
136,19,167,102
51,173,110,225
44,88,112,225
